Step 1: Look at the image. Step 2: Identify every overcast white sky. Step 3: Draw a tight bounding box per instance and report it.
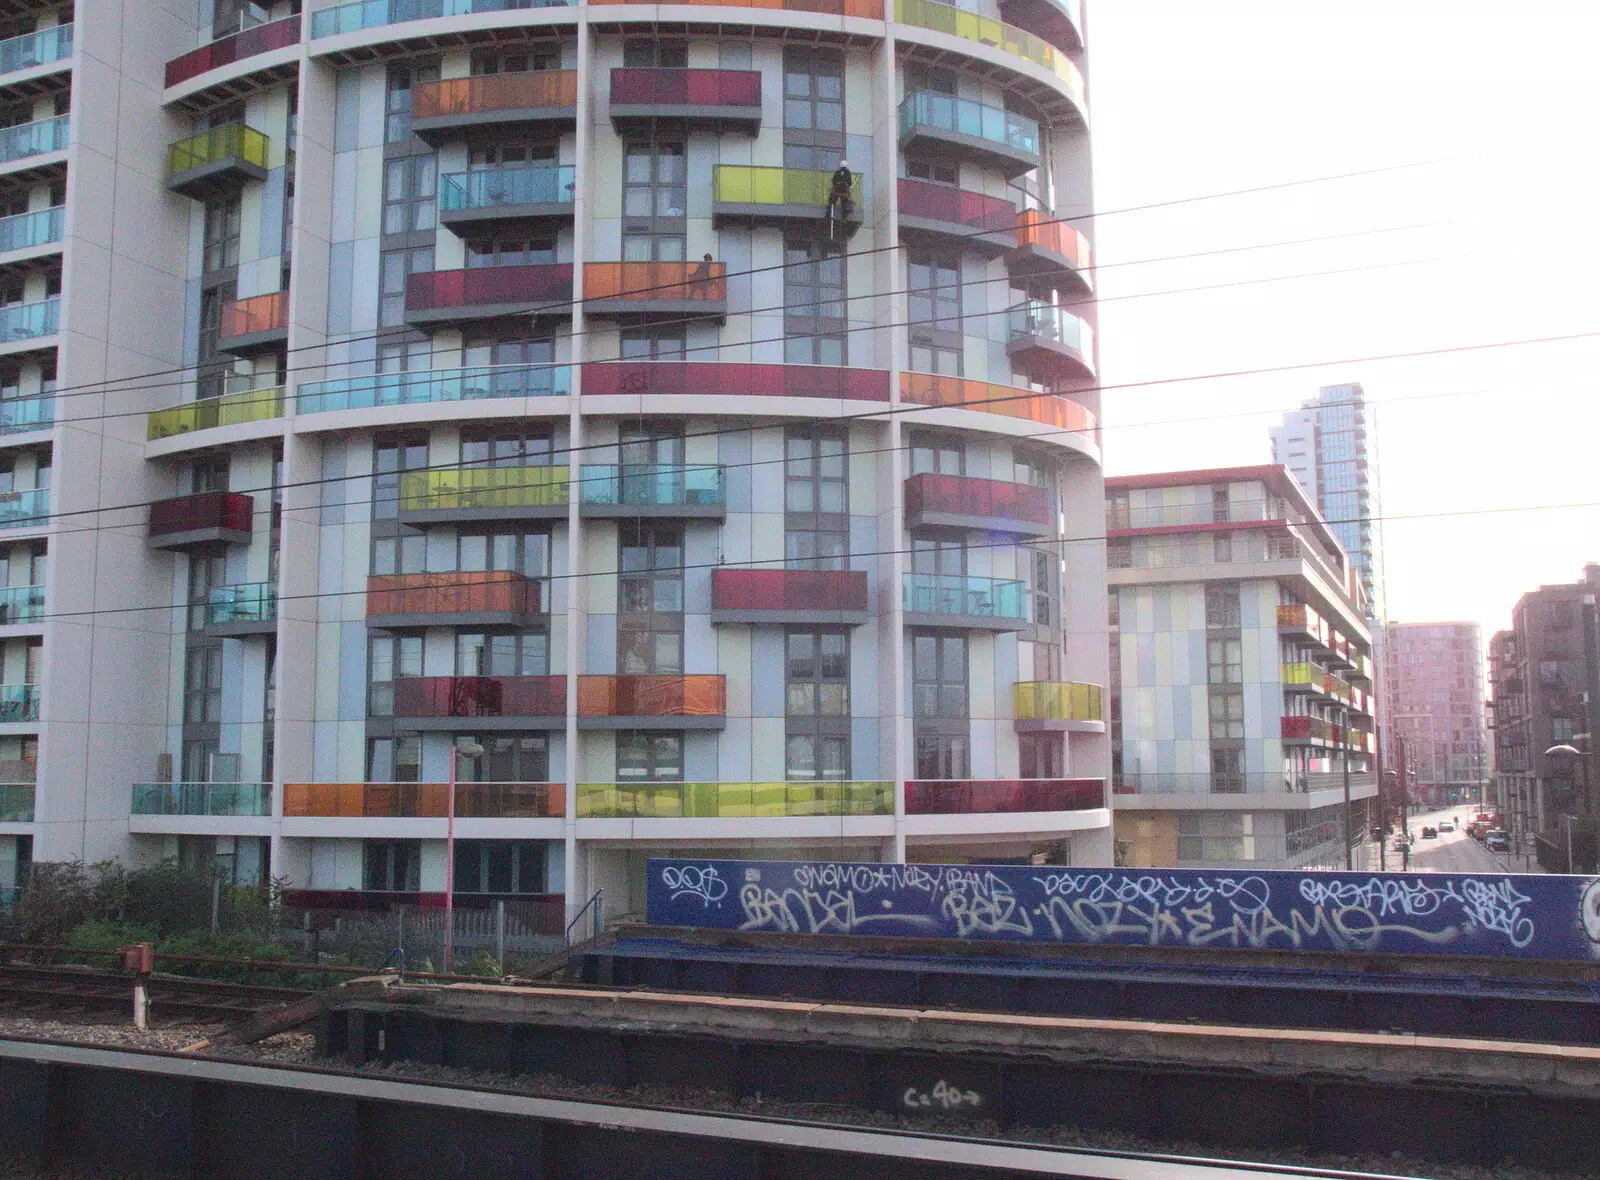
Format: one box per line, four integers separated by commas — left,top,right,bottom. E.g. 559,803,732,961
1087,0,1600,638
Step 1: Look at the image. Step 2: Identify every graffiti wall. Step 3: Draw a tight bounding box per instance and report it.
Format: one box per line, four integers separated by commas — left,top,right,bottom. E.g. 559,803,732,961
647,859,1600,961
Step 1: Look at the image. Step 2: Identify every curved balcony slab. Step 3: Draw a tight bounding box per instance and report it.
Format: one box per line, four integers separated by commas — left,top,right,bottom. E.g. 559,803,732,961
899,371,1097,451
904,471,1052,537
1008,208,1092,297
166,122,268,200
410,70,578,145
1006,301,1094,382
997,0,1081,53
583,361,890,403
898,91,1040,180
1013,680,1104,732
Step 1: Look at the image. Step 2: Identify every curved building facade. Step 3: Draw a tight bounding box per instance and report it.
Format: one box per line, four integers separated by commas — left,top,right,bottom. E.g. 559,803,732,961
1,0,1107,916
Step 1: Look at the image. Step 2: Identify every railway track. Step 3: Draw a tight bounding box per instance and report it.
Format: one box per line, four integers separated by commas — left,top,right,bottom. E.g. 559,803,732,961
0,961,310,1023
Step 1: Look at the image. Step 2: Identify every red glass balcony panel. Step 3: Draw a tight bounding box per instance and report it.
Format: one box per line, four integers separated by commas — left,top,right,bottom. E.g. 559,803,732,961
366,571,541,618
711,568,869,613
219,291,288,340
412,70,578,121
1281,716,1332,742
406,264,573,316
904,778,1104,814
609,68,761,108
577,675,726,718
165,16,299,89
583,362,889,402
148,492,253,539
904,472,1051,529
392,675,566,719
897,178,1015,234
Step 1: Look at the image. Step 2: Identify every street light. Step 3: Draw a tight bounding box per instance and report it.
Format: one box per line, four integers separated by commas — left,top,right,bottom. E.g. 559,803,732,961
1544,741,1591,874
443,737,485,971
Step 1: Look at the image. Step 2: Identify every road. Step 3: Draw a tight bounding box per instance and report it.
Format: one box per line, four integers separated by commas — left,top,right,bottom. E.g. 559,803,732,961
1387,803,1530,874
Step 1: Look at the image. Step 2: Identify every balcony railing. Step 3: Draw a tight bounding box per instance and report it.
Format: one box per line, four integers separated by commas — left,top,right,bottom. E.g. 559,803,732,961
439,165,575,215
0,115,68,165
583,261,727,308
1282,661,1353,703
577,780,892,819
0,584,43,624
900,372,1096,436
894,0,1085,110
131,782,272,817
283,780,564,818
0,298,57,342
903,572,1028,623
147,387,284,440
0,683,39,722
711,568,870,616
898,91,1039,163
997,0,1082,53
410,70,578,137
904,472,1051,532
609,67,761,110
1008,301,1094,376
0,24,72,77
219,291,288,346
577,675,726,719
0,206,62,254
590,0,880,14
1281,715,1334,743
297,364,571,413
1117,771,1376,796
1013,208,1092,290
579,464,724,510
0,780,31,821
164,16,297,88
0,396,50,435
905,778,1103,814
147,491,253,547
205,582,276,628
367,571,543,620
398,466,569,515
392,675,565,719
585,361,889,403
713,165,863,211
1109,498,1303,531
1014,681,1103,723
0,488,47,529
166,122,268,180
405,264,573,322
896,177,1016,236
312,0,570,36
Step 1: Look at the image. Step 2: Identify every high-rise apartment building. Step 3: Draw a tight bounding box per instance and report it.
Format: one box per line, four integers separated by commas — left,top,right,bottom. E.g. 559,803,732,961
1107,466,1377,870
1381,622,1486,809
0,0,1110,914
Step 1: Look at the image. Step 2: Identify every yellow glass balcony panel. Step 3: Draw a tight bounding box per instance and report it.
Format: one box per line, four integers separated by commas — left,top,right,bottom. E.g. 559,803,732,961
1013,680,1103,722
399,465,570,512
576,780,892,818
713,165,863,207
147,386,285,441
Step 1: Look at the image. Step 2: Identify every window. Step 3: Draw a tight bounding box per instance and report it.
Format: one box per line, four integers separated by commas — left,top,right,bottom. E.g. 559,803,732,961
620,326,686,360
379,246,434,327
1019,732,1063,779
782,47,843,135
187,553,226,632
906,156,957,185
1208,691,1244,739
469,141,556,169
908,248,961,337
456,735,549,783
786,629,850,716
464,236,555,268
386,63,438,144
783,233,845,365
183,645,224,724
371,431,428,522
911,631,967,720
910,535,965,576
784,425,847,569
624,38,687,68
367,735,421,782
472,47,558,75
1210,747,1244,793
1014,451,1051,488
363,840,421,891
618,522,683,675
1207,636,1242,684
450,530,551,578
202,197,241,272
617,731,683,781
622,140,687,261
453,840,546,895
461,425,553,468
382,155,437,236
915,734,968,780
1206,585,1241,628
908,431,962,476
455,632,549,677
1024,546,1053,626
1177,812,1254,864
464,335,557,396
368,634,422,717
190,456,229,495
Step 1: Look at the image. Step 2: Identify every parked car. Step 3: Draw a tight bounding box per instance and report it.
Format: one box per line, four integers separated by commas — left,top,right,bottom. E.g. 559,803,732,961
1421,826,1438,839
1485,830,1510,853
1393,836,1412,851
1438,820,1455,833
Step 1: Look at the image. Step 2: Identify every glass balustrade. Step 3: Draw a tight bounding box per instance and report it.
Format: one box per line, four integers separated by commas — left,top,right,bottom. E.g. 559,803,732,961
297,365,572,413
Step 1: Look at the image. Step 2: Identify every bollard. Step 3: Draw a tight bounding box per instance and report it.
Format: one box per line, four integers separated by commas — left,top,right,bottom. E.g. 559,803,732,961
123,941,153,1031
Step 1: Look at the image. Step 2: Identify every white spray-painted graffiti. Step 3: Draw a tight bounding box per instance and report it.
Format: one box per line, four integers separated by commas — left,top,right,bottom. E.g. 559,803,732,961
647,859,1600,958
902,1080,983,1112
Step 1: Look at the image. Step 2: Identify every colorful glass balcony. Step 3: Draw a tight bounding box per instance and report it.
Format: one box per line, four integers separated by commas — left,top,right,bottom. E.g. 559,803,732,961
1281,715,1334,744
131,782,272,816
584,361,889,403
589,0,879,13
0,396,51,436
205,582,276,636
579,464,725,519
904,472,1052,537
455,782,565,819
0,584,43,624
405,264,573,328
1009,208,1092,295
898,91,1039,179
1281,661,1353,704
997,0,1081,53
0,488,45,530
0,780,31,821
609,68,762,133
0,683,39,722
896,178,1016,253
0,298,57,342
576,675,726,729
398,466,569,524
166,122,268,200
900,371,1096,438
1007,301,1095,381
410,70,578,145
438,165,575,235
164,16,297,88
283,780,563,819
297,364,570,414
0,24,72,79
905,777,1103,814
392,675,565,727
147,387,284,441
1013,681,1103,731
894,0,1086,114
577,780,892,820
712,165,864,230
0,206,62,254
1276,603,1329,644
903,572,1029,630
710,568,870,625
0,115,67,168
583,261,727,318
148,492,253,550
366,571,544,629
217,291,288,355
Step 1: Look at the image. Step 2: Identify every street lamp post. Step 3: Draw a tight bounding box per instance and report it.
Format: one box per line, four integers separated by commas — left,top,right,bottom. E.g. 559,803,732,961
1544,741,1590,874
443,737,485,972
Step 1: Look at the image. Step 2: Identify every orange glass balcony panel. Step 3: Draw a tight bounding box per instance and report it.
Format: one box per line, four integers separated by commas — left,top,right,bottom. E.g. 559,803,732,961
577,674,727,718
584,261,726,303
282,782,450,818
900,371,1096,435
1015,208,1091,270
366,570,541,617
453,782,565,818
219,291,288,339
412,70,578,119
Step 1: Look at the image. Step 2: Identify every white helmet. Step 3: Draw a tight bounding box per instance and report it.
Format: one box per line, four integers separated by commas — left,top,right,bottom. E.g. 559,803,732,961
838,160,850,169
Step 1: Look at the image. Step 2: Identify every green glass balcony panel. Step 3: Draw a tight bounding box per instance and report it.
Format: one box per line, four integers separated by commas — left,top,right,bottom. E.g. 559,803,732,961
1008,300,1093,352
131,781,272,817
0,781,31,821
712,165,863,208
0,683,38,721
576,780,892,819
902,572,1028,620
312,0,570,37
440,164,576,211
147,386,284,441
894,0,1085,106
579,465,725,508
399,465,570,513
167,122,269,178
0,206,62,254
898,91,1039,155
0,396,52,435
0,298,57,342
0,584,43,624
0,489,47,529
206,583,276,626
0,24,72,76
296,364,571,413
0,115,68,164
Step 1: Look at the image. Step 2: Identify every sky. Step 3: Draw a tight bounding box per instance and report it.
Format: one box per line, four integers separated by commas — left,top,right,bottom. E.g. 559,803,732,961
1086,0,1600,638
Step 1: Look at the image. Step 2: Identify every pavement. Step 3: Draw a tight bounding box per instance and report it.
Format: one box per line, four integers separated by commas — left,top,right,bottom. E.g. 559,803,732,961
1383,802,1532,874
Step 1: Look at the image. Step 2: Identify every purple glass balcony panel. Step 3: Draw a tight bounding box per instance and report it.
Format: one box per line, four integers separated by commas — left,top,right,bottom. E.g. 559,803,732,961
392,675,566,719
896,178,1016,233
904,473,1051,527
165,16,300,88
609,68,762,108
149,492,254,537
406,264,574,313
904,778,1104,814
711,568,869,613
582,362,890,402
